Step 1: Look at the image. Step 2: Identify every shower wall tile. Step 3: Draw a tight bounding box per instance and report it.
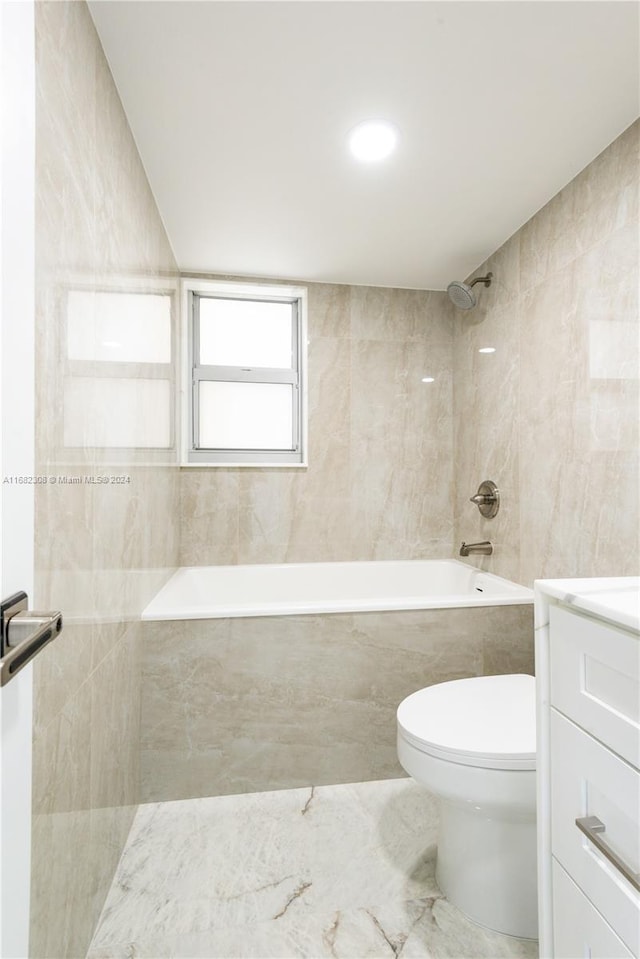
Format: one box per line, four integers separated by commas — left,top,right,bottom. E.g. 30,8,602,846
454,119,640,586
179,470,240,566
140,604,533,802
179,286,454,565
453,295,522,581
307,282,352,338
32,2,180,957
464,236,522,323
306,335,351,495
350,286,442,341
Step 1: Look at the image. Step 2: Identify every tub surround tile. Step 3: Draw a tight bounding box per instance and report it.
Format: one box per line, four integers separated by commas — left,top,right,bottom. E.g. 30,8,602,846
308,336,351,461
584,119,640,199
480,605,535,677
140,607,531,803
180,470,240,566
350,336,453,560
519,451,639,586
179,284,454,566
88,778,535,959
349,287,449,344
465,236,522,316
454,119,639,587
452,298,522,577
307,283,352,339
238,491,355,566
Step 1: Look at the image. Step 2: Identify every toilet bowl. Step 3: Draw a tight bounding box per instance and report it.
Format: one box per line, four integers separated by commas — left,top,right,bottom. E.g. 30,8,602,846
397,673,537,939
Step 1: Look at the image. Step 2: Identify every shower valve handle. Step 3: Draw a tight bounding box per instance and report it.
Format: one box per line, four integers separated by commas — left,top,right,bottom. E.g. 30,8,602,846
469,481,500,518
470,493,494,505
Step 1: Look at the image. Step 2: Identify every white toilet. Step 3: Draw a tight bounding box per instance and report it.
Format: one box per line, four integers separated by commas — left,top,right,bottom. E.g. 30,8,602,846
397,673,537,939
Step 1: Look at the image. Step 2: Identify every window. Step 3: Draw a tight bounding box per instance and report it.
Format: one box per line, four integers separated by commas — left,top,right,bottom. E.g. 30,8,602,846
184,280,307,465
63,287,175,452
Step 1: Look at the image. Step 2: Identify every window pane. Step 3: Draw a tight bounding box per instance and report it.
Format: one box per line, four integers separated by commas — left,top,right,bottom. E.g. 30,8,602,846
67,291,171,363
198,381,294,450
64,377,172,448
198,297,293,368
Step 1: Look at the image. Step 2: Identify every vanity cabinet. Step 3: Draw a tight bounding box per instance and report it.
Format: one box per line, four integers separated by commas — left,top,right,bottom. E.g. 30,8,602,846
535,579,640,959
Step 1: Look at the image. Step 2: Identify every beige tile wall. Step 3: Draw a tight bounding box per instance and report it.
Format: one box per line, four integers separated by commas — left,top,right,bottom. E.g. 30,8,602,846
140,604,534,803
179,284,454,564
32,3,179,957
453,121,639,585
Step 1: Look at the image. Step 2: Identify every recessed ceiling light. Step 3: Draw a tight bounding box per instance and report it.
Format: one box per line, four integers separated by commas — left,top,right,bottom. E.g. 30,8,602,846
348,120,399,163
478,347,496,354
421,376,435,383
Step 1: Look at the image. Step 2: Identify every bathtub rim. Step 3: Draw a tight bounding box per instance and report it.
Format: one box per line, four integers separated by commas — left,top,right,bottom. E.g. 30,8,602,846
141,558,534,622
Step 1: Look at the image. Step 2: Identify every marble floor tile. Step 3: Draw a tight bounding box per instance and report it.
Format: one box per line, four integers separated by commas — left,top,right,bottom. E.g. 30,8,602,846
87,779,538,959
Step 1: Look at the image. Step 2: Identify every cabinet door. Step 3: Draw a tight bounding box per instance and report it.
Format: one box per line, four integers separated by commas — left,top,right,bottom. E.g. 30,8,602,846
549,604,640,768
553,860,634,959
550,710,640,955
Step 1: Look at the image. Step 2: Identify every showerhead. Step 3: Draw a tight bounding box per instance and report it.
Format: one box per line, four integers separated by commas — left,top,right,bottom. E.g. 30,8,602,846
447,280,476,310
447,272,493,310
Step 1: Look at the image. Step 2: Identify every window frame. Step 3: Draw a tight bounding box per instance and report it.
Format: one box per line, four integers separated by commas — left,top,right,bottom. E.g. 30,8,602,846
181,278,308,467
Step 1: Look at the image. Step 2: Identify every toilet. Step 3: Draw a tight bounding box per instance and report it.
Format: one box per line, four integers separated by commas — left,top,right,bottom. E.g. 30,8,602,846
397,673,537,939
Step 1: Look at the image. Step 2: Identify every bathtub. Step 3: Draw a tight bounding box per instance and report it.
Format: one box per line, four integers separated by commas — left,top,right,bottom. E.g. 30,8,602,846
140,559,534,803
142,559,533,621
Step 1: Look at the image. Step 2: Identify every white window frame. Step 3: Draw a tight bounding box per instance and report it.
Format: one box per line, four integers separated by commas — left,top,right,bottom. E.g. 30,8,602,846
180,278,308,467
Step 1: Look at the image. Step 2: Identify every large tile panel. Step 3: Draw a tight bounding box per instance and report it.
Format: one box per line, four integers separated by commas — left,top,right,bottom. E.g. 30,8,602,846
454,119,640,586
140,604,532,802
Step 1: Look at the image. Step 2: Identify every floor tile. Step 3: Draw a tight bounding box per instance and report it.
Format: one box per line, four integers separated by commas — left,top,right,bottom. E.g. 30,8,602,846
87,779,537,959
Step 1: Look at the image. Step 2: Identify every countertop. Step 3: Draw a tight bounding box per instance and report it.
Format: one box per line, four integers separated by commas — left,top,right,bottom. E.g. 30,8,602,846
534,576,640,634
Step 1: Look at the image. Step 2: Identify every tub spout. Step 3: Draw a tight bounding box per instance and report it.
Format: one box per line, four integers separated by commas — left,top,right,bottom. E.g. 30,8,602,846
460,541,493,556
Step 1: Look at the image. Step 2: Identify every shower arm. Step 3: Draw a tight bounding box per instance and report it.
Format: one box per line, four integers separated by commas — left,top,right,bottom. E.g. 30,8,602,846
469,272,493,289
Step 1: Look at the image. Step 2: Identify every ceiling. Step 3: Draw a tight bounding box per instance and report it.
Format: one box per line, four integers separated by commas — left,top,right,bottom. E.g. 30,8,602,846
88,1,639,290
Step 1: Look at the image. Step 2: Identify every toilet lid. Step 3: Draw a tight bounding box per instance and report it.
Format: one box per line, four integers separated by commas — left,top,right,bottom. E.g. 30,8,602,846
397,674,536,770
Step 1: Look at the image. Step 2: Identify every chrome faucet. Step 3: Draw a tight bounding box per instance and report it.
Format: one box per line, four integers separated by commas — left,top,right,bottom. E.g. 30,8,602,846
460,541,493,556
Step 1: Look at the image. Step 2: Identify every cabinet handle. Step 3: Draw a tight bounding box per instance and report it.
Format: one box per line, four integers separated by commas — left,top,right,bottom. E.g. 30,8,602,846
575,816,640,892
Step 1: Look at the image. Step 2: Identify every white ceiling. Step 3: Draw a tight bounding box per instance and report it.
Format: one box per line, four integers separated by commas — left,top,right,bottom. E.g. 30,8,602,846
88,1,639,290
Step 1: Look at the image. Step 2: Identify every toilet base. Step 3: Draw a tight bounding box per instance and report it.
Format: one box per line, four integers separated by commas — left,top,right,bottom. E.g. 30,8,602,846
436,798,538,940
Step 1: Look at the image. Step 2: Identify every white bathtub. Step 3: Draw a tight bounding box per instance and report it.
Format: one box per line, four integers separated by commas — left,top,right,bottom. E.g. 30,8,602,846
141,559,533,621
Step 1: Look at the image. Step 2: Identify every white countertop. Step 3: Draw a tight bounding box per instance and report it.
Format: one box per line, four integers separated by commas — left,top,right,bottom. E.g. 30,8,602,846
534,576,640,633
